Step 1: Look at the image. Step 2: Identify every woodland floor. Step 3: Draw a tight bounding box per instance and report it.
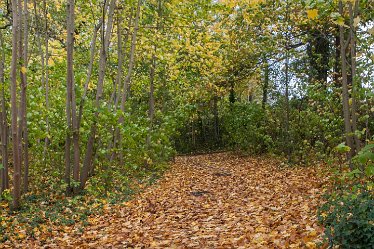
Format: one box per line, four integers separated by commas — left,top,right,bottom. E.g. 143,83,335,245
7,153,328,248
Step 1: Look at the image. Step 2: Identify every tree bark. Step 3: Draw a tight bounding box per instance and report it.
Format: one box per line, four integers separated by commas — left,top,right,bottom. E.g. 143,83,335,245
349,0,361,155
80,0,116,190
77,20,103,129
11,0,21,210
110,9,133,161
20,0,30,193
0,31,9,193
339,0,354,165
117,0,141,164
43,0,50,157
65,0,75,194
262,60,269,109
284,2,291,163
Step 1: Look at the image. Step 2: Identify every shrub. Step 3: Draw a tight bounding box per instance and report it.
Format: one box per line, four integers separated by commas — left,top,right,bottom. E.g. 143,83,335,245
318,185,374,249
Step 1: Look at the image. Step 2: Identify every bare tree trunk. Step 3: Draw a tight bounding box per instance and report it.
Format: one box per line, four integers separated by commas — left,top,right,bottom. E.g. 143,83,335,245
108,9,124,161
119,0,141,115
284,2,291,163
77,20,103,129
109,9,133,162
65,0,75,194
33,0,47,154
11,0,21,210
0,31,9,193
43,0,50,156
146,0,163,151
213,95,219,144
339,0,354,165
349,0,361,155
262,60,269,109
117,0,141,164
114,9,133,108
20,0,30,193
80,0,116,190
285,51,291,163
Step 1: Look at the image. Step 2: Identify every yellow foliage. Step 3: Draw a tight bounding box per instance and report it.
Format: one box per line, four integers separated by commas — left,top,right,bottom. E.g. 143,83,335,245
306,9,318,20
21,67,27,74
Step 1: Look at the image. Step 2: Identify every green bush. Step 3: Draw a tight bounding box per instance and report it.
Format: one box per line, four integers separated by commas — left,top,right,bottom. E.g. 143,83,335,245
318,186,374,249
221,103,273,154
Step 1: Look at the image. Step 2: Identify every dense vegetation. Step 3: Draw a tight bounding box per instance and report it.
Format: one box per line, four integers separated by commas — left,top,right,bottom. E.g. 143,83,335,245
0,0,373,247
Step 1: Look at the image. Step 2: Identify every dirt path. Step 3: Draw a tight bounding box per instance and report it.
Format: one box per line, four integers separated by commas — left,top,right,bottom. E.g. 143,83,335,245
77,153,326,248
30,153,326,248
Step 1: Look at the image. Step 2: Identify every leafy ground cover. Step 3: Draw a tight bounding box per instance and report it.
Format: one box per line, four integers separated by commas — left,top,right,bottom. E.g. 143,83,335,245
2,153,329,248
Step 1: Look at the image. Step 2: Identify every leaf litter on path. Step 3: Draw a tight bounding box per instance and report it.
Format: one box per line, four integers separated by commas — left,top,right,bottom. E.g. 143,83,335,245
9,153,327,248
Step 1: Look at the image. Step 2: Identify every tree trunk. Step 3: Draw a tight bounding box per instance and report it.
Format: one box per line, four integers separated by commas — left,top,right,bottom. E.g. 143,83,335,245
285,50,291,163
11,0,21,210
20,0,30,193
77,20,103,129
65,0,75,194
284,3,291,163
349,0,361,155
80,0,116,190
213,95,219,145
110,9,133,161
117,0,141,164
262,60,269,109
339,0,354,165
0,31,9,193
43,0,50,157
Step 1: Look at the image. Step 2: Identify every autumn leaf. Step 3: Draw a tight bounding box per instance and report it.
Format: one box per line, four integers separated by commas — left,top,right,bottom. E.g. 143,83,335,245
21,66,27,74
306,9,318,20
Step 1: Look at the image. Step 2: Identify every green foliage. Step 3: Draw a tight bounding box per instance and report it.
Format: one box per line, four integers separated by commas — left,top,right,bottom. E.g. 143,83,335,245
318,185,374,249
353,143,374,178
221,103,272,154
335,143,351,153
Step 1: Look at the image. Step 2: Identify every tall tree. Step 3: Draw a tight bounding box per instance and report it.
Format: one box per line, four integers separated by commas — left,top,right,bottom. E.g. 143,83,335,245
20,0,30,193
80,0,117,190
0,31,9,194
65,0,76,193
10,0,21,209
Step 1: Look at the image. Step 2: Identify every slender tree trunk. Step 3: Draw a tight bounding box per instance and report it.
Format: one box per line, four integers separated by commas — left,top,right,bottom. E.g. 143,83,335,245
284,2,291,163
262,60,269,109
65,0,75,194
147,54,156,148
20,0,30,193
108,9,124,161
213,95,219,145
117,0,141,164
349,0,361,155
109,9,133,161
33,0,47,154
339,0,354,165
80,0,116,190
0,31,9,193
43,0,50,156
334,32,341,87
11,0,21,210
285,50,291,163
77,20,103,129
146,0,162,150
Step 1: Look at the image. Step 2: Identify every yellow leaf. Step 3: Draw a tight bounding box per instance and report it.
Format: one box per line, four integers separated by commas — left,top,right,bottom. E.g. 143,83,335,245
353,16,360,27
335,16,346,26
21,66,27,74
306,9,318,20
368,26,374,35
306,242,317,249
309,230,318,237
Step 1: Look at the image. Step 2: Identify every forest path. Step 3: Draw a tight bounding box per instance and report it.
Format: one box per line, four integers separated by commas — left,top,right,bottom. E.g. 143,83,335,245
77,153,326,248
10,153,327,248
